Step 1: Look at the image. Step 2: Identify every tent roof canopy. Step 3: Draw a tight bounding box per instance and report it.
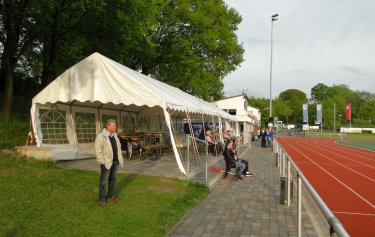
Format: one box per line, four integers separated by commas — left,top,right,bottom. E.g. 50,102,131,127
32,52,235,120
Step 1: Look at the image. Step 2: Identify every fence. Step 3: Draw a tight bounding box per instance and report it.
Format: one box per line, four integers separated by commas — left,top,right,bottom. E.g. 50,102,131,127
273,139,349,237
176,134,243,189
277,131,345,139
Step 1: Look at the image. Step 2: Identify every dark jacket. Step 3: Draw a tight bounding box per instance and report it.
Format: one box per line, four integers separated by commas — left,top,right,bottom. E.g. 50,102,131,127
223,148,235,161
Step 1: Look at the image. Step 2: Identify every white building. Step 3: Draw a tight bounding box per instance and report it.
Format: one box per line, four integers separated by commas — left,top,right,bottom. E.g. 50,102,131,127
212,95,261,144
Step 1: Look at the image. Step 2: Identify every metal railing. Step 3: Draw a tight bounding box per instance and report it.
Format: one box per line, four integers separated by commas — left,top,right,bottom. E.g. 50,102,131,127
180,135,223,189
178,134,242,189
273,139,350,237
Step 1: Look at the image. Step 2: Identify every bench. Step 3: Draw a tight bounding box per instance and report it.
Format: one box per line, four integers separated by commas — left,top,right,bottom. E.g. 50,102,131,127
143,144,169,151
223,155,237,179
143,144,169,159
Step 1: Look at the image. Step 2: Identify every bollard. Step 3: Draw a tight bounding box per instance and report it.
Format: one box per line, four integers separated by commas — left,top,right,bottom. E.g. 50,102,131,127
280,176,293,205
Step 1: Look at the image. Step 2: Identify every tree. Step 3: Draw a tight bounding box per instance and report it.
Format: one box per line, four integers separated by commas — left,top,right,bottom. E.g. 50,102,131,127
248,97,268,127
358,100,375,125
1,0,244,118
278,89,308,125
144,0,244,100
310,83,332,102
273,98,292,124
330,84,361,120
0,0,35,118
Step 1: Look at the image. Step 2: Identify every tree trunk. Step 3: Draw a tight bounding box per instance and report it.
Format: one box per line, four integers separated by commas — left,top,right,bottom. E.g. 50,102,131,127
1,46,17,119
0,26,20,120
40,5,60,87
0,0,29,119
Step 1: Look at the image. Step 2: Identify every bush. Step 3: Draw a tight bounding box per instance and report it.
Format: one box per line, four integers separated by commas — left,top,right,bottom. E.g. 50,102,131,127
0,116,30,149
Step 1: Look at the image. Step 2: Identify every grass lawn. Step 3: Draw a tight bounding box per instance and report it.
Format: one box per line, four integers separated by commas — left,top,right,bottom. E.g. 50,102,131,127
0,151,208,237
336,139,375,151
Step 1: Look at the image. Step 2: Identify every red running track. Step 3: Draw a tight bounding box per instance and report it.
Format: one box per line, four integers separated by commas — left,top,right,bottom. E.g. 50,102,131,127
276,137,375,237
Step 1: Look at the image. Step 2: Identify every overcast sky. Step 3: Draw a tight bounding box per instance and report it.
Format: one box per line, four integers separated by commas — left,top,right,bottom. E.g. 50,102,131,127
223,0,375,99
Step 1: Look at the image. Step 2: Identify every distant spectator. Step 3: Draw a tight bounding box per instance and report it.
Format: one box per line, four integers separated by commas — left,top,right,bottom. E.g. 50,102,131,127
261,128,267,147
213,130,223,154
267,129,274,146
205,130,217,154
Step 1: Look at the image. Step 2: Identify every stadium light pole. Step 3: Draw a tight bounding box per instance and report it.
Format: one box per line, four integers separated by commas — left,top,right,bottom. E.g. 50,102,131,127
269,13,278,120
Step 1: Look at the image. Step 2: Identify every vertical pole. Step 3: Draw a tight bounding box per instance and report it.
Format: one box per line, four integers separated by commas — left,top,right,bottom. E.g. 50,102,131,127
321,121,323,133
205,142,208,185
350,103,352,129
269,20,274,118
287,159,291,206
333,103,336,133
187,136,190,179
283,152,286,176
297,175,302,237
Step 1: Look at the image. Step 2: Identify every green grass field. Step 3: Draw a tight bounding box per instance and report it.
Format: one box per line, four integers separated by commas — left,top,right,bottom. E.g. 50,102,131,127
0,151,208,237
336,139,375,152
303,132,375,151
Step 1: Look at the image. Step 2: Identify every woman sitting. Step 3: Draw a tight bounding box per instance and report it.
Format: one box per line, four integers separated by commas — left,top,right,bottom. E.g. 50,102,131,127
205,130,217,154
223,140,253,180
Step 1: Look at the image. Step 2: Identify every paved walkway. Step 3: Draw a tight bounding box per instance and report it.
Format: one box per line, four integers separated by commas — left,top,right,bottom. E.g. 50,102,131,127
57,142,328,237
165,142,328,237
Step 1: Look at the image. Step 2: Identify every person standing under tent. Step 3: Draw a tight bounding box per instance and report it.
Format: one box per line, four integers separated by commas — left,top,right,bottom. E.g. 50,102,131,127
95,119,124,206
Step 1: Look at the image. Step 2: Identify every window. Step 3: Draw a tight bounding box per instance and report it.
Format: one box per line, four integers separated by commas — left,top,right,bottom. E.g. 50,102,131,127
138,116,150,131
122,113,135,133
75,112,96,143
228,109,236,115
40,109,69,144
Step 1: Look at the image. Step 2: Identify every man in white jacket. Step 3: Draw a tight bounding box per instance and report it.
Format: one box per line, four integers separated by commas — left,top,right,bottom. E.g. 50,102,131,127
95,119,124,206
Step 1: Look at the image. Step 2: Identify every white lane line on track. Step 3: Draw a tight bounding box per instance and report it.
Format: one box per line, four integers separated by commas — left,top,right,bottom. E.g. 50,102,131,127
332,211,375,217
295,140,375,171
294,140,375,182
299,139,375,163
296,161,370,167
281,138,375,209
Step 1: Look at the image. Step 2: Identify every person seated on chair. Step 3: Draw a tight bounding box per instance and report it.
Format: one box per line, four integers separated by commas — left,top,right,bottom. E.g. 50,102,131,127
224,140,253,179
205,130,217,154
222,129,230,144
213,129,223,154
223,140,244,180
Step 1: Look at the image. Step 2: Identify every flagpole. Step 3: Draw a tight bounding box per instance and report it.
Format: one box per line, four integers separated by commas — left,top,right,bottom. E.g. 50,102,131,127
350,103,352,129
333,103,336,133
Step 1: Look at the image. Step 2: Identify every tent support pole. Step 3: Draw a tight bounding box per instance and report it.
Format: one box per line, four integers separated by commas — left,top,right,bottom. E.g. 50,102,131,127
163,107,186,175
69,103,79,159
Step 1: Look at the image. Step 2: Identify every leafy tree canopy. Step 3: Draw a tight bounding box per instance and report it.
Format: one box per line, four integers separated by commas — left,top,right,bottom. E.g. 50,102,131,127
0,0,244,117
310,83,332,102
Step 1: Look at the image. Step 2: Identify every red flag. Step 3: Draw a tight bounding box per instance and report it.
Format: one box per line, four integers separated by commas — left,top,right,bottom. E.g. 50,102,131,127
345,103,351,121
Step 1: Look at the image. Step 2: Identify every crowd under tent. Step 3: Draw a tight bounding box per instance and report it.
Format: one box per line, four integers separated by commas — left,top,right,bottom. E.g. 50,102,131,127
30,52,238,175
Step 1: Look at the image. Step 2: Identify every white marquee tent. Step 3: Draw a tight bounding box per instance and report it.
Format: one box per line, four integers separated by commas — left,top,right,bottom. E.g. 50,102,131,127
31,52,237,175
